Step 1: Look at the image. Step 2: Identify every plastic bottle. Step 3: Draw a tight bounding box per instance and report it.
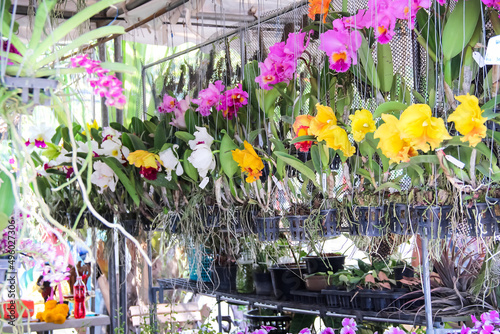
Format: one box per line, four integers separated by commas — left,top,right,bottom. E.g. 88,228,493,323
73,276,86,319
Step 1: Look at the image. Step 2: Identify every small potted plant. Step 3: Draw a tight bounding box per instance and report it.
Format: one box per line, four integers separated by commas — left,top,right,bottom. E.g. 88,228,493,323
304,271,332,291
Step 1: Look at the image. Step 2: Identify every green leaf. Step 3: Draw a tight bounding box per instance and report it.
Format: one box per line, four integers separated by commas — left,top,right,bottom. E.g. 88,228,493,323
30,0,124,64
482,97,500,113
0,21,26,56
441,0,481,60
175,131,195,143
377,43,393,93
154,120,167,150
110,122,129,133
375,182,401,192
290,135,316,144
34,26,125,70
183,149,198,181
143,120,157,134
373,101,407,119
100,61,137,74
28,0,57,50
130,117,145,135
311,145,322,175
256,88,281,117
122,133,147,151
274,151,319,187
220,134,239,178
185,109,198,134
358,37,380,89
101,157,140,207
0,171,15,220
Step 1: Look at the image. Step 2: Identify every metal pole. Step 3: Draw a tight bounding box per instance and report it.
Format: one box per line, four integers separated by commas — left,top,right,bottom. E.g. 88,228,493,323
114,36,124,125
143,0,308,70
218,301,223,333
147,232,158,334
119,234,128,333
422,231,434,334
141,67,148,120
90,227,97,334
98,44,109,126
108,230,118,334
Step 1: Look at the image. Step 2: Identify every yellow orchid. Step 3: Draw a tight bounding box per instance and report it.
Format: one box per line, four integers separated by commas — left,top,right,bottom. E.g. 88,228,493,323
232,141,265,183
293,114,314,152
82,120,99,136
374,114,418,164
127,150,162,169
398,104,451,152
447,94,487,147
349,109,376,142
316,124,356,157
309,104,337,136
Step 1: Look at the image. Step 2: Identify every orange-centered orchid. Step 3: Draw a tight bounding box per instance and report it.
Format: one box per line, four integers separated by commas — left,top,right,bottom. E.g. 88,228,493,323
232,141,265,183
349,109,376,142
308,0,331,23
293,115,314,152
309,103,337,136
374,114,418,164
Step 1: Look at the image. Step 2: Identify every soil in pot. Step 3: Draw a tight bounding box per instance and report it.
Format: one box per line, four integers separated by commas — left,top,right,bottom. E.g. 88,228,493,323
305,275,329,291
269,265,305,300
254,272,273,295
304,254,345,274
212,265,237,291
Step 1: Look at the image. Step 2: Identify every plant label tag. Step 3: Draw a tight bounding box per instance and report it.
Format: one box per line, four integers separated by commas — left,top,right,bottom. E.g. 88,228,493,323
445,155,465,169
473,51,486,68
272,175,283,191
485,36,500,65
322,173,327,191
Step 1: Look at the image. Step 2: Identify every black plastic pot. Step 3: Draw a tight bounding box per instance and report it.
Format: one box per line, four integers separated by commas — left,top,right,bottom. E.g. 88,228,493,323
142,216,157,232
286,215,313,241
254,272,273,295
354,206,386,236
322,287,357,309
303,256,345,274
66,212,85,229
467,203,499,237
90,212,114,230
412,206,452,239
394,267,414,288
212,265,237,291
388,204,415,235
290,290,325,304
269,265,306,300
244,309,291,334
122,219,139,236
234,208,257,234
203,206,220,229
357,289,414,312
256,217,281,241
320,209,341,237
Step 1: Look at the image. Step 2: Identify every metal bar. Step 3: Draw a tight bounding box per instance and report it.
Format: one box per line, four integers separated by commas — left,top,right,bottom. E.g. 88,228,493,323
147,231,156,333
108,231,118,334
98,44,109,127
90,227,97,334
141,67,147,119
106,0,153,17
114,36,123,125
119,235,128,334
217,302,223,333
10,5,126,20
143,0,308,70
422,232,434,334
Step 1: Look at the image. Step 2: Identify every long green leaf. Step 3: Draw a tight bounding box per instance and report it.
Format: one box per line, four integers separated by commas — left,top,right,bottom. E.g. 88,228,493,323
358,37,380,89
175,131,195,143
28,0,57,50
373,101,407,119
30,0,124,63
35,26,125,69
290,135,316,144
220,134,238,178
0,21,26,56
377,43,393,93
274,151,319,187
123,133,146,151
441,0,480,60
101,157,140,206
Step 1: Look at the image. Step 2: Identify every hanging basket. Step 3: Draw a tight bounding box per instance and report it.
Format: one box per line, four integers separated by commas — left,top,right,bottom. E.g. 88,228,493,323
319,209,341,237
412,206,452,239
353,206,386,236
286,215,313,241
467,203,499,237
4,76,58,106
388,203,415,235
202,205,220,229
256,216,281,241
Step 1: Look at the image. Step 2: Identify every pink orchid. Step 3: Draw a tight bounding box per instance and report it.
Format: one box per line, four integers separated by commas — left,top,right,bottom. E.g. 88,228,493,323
170,97,189,129
217,84,248,119
365,0,398,44
158,95,179,114
319,20,362,72
192,80,225,116
393,0,430,29
342,9,370,30
321,328,335,334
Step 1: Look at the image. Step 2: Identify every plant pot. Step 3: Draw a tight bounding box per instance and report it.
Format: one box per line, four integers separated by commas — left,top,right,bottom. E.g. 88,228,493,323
256,217,281,241
269,265,305,300
466,203,498,237
212,265,237,291
188,247,213,282
122,219,139,236
141,216,157,232
290,290,325,304
88,212,113,229
412,206,452,239
234,208,257,234
394,267,414,288
322,287,357,309
244,309,291,334
320,209,341,237
236,263,254,294
305,275,329,291
303,255,345,274
253,272,273,295
388,203,415,235
286,215,314,241
353,206,386,236
202,205,220,229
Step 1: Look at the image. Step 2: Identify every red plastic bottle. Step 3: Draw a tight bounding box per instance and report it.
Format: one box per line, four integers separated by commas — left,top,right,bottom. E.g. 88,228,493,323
73,276,86,319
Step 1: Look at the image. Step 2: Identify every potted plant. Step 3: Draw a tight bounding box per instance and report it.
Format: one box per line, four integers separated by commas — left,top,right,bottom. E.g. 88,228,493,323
304,271,332,291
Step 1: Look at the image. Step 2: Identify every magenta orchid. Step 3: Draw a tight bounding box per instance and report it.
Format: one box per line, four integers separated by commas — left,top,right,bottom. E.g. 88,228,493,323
217,84,249,120
70,55,127,109
382,327,406,334
192,80,225,116
158,94,180,114
170,97,190,129
319,19,362,72
321,327,336,334
392,0,431,29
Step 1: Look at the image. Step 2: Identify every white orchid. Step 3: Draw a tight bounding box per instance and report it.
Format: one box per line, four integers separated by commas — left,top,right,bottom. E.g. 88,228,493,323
24,123,56,149
188,126,214,149
52,147,72,166
101,138,129,163
102,127,121,141
188,127,215,189
91,161,118,193
159,145,183,181
76,140,102,157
